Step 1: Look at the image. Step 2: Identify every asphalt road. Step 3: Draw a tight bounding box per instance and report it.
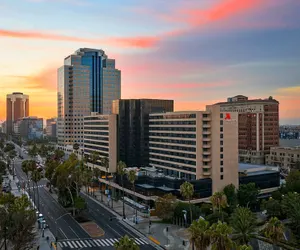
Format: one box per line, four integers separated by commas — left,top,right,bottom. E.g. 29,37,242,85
14,156,89,237
12,144,158,250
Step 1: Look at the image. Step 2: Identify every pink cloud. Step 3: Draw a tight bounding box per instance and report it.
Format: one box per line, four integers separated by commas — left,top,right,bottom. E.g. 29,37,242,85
0,28,158,48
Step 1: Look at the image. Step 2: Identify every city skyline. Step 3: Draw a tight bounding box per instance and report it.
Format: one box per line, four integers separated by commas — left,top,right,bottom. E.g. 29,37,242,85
0,0,300,124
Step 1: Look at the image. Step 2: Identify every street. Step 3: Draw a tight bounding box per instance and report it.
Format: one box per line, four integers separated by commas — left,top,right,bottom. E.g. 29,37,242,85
12,147,158,250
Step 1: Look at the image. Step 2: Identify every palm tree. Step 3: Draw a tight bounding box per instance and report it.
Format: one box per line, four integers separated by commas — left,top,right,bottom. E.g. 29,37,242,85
230,207,257,245
210,221,234,250
90,152,100,195
128,170,137,224
101,157,110,204
22,160,31,197
31,169,42,211
180,181,194,224
114,235,139,250
263,217,285,245
188,219,211,250
93,167,101,197
211,192,228,222
117,161,127,219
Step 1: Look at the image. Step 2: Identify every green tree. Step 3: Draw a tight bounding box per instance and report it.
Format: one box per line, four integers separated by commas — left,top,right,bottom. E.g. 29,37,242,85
128,170,137,223
90,152,100,169
281,192,300,241
155,193,177,221
230,207,257,245
0,194,36,250
237,183,259,209
223,184,237,213
263,217,285,244
28,144,38,159
180,181,194,224
114,235,139,250
117,161,127,219
237,245,253,250
286,170,300,193
210,221,234,250
45,159,59,192
101,156,109,186
53,149,65,162
31,169,42,211
211,192,228,221
0,160,6,174
3,143,15,153
188,218,211,250
262,198,282,218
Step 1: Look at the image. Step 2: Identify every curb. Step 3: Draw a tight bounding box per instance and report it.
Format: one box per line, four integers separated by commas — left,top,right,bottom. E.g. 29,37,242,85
81,192,165,250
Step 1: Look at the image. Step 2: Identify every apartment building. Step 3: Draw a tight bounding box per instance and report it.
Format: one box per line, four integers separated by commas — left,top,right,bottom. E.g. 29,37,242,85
266,147,300,174
6,92,29,134
149,105,239,193
212,95,279,164
83,113,117,173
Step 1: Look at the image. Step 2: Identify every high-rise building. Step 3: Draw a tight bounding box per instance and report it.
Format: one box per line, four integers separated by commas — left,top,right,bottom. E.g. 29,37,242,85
112,99,174,167
19,116,43,140
149,106,239,193
46,118,57,138
57,48,121,147
6,92,29,134
83,113,118,174
212,95,279,164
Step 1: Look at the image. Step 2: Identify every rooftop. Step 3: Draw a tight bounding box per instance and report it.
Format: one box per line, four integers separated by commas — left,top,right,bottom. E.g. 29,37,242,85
214,97,279,105
239,163,279,176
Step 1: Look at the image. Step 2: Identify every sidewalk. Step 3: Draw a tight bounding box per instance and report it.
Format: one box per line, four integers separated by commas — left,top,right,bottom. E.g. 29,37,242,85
85,189,191,250
8,174,55,250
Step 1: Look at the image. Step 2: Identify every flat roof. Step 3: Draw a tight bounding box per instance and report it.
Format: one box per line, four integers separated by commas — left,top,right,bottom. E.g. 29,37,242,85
245,170,278,176
136,184,155,189
239,163,265,171
157,186,175,191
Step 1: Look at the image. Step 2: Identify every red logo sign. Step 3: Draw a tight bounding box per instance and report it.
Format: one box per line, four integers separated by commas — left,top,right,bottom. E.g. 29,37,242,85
224,113,231,120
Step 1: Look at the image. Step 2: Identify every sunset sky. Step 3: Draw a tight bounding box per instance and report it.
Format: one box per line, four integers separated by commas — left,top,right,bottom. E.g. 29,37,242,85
0,0,300,124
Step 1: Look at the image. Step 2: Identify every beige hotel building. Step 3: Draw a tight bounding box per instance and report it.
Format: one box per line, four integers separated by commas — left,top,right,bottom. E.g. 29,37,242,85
83,113,118,174
148,105,239,193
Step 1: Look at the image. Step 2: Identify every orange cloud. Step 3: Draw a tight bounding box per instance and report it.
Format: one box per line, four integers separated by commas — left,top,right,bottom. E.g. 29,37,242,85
0,28,158,48
110,36,159,48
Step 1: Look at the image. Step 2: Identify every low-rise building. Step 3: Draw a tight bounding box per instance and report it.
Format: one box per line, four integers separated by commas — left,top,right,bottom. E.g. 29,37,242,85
19,117,43,140
265,147,300,175
46,118,57,138
239,163,280,192
83,113,118,174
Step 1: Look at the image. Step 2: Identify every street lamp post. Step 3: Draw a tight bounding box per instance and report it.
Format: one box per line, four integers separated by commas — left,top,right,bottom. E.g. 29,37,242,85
55,213,70,243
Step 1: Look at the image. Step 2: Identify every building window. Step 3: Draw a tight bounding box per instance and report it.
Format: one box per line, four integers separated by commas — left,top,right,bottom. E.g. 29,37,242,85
220,134,223,139
220,154,223,159
220,160,223,166
220,175,224,180
220,113,224,119
220,127,223,132
220,120,223,126
220,147,223,152
220,167,223,173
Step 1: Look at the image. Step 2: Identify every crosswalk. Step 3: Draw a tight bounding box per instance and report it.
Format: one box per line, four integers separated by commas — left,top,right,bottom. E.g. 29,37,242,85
58,238,149,249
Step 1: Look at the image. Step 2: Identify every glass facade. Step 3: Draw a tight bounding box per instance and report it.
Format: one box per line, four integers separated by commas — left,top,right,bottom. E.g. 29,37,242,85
112,99,174,167
19,117,43,140
57,48,121,146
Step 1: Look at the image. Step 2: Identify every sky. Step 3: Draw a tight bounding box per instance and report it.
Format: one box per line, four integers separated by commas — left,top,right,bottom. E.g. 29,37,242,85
0,0,300,124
